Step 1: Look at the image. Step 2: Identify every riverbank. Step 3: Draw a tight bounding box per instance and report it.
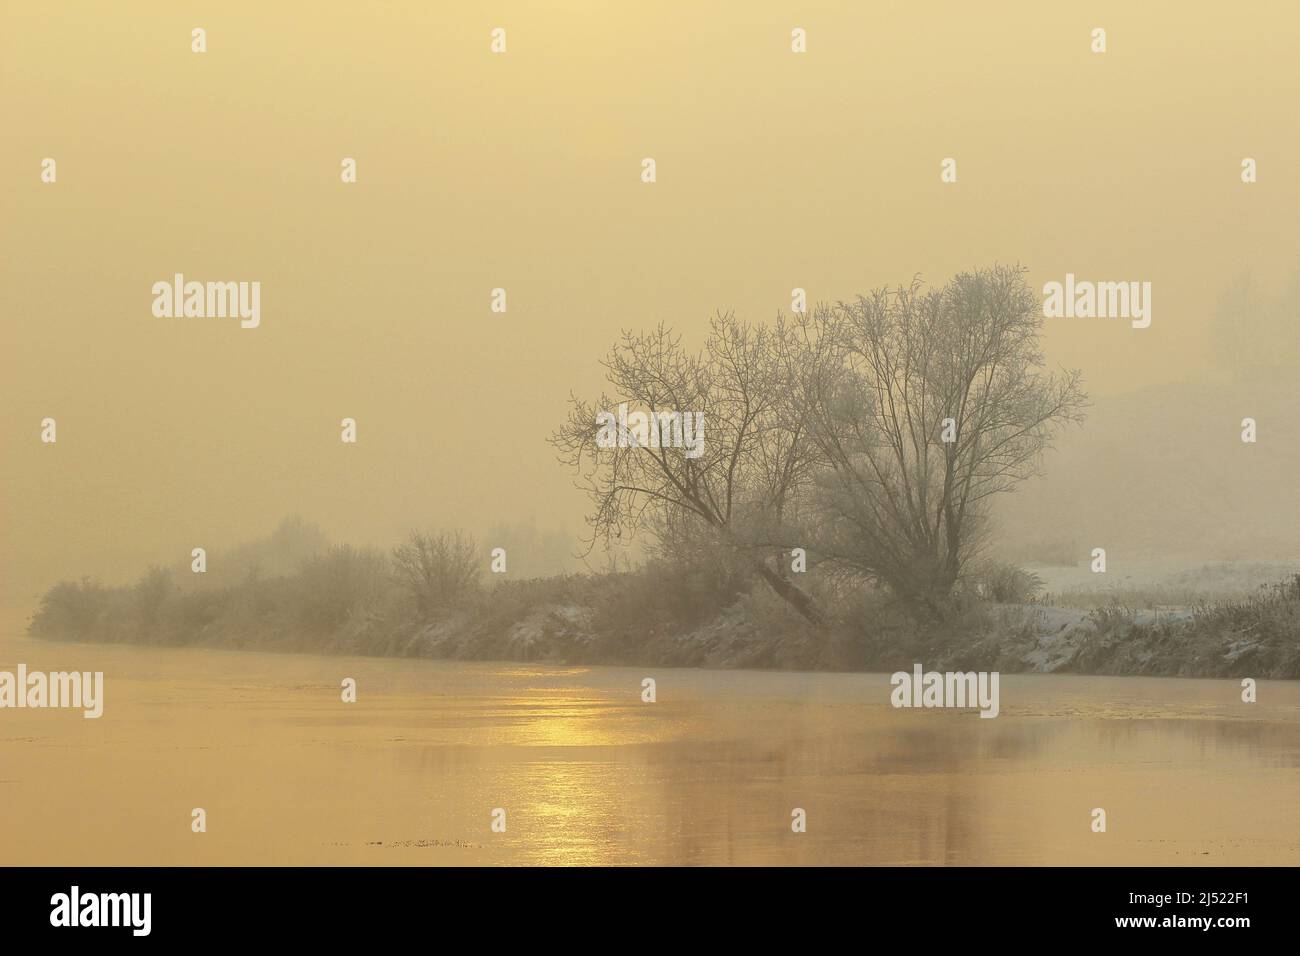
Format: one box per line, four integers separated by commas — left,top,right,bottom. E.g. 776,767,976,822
24,562,1300,679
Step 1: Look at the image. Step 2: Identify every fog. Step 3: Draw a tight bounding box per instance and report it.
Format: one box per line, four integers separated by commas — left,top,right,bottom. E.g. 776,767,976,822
4,2,1299,623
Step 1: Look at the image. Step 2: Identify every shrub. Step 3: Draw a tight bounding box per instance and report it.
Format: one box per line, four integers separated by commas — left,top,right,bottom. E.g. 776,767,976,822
390,530,481,620
294,544,391,633
967,562,1044,604
28,577,112,640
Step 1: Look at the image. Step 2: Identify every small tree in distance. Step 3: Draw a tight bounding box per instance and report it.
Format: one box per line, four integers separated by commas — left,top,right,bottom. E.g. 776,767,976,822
390,530,481,620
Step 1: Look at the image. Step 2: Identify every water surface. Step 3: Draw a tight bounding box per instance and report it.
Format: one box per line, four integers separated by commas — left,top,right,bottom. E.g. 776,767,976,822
2,633,1297,865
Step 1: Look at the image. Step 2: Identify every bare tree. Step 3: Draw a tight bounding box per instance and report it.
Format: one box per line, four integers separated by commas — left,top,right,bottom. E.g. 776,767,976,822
551,313,823,623
390,530,481,619
782,264,1087,617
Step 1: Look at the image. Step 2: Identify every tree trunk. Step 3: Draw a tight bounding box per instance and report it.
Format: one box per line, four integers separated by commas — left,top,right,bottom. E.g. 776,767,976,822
753,561,824,628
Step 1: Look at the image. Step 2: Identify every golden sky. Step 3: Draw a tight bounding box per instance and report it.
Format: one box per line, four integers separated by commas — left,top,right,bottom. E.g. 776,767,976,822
3,2,1298,615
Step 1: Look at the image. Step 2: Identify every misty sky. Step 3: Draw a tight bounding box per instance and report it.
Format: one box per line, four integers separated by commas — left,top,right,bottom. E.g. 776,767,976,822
3,2,1298,617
